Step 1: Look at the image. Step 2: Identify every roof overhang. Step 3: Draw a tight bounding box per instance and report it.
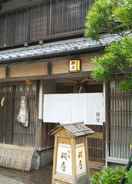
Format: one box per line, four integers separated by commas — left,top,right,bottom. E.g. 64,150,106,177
0,33,126,64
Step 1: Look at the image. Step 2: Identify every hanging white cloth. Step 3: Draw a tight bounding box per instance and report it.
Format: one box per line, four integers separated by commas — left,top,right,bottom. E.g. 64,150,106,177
43,93,105,125
17,96,29,127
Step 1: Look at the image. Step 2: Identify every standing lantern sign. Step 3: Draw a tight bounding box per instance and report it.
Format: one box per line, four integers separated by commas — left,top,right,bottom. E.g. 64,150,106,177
51,123,94,184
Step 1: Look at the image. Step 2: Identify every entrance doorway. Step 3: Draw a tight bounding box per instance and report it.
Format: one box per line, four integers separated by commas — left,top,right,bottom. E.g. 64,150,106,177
56,79,105,165
43,78,105,169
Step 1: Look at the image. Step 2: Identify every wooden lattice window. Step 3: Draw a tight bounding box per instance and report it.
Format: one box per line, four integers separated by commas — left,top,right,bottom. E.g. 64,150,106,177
30,3,49,42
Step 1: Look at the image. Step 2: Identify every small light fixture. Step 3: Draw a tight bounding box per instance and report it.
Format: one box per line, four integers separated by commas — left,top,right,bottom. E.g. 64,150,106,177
25,80,32,86
69,59,81,72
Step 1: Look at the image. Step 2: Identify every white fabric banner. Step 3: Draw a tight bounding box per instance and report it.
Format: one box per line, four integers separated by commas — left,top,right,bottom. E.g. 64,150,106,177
43,93,105,125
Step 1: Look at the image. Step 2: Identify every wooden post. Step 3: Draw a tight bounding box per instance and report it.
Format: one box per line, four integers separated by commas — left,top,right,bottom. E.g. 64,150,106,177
104,81,110,167
35,81,43,150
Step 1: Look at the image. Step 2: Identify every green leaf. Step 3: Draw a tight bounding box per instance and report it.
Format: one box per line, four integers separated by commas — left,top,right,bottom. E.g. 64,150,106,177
128,170,132,184
91,167,126,184
85,0,132,90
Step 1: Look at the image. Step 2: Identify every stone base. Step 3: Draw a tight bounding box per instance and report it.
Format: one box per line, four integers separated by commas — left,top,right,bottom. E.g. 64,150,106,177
31,151,41,170
77,175,90,184
0,144,38,171
53,174,90,184
39,148,53,168
0,144,53,171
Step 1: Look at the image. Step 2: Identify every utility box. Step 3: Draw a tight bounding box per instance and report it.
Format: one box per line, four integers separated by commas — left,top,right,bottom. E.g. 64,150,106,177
51,123,94,184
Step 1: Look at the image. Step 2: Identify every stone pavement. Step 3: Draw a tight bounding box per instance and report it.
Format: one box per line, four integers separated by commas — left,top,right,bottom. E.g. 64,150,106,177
0,162,104,184
0,165,52,184
0,175,23,184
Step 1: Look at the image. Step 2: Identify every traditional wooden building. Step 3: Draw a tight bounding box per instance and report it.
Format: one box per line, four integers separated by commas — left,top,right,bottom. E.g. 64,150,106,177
0,0,130,170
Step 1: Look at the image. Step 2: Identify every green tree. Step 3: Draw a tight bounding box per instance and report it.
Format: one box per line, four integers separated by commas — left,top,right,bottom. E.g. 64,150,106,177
85,0,132,91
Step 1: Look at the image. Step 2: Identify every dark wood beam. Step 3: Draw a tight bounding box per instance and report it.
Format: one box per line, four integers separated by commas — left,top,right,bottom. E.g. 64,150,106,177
0,0,9,2
0,0,9,9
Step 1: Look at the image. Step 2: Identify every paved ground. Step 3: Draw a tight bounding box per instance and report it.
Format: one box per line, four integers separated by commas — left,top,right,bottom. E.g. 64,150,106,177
0,162,104,184
0,175,23,184
0,166,52,184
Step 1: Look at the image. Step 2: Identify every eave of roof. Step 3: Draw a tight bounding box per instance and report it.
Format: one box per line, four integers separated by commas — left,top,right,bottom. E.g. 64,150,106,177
0,33,123,64
50,123,94,137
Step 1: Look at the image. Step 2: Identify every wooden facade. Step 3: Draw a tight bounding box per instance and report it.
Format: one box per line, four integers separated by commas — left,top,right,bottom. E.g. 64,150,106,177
0,66,6,79
0,0,107,170
107,80,132,164
87,125,105,162
0,0,130,170
0,82,38,146
0,0,91,49
9,62,48,78
0,53,100,145
0,53,97,82
0,51,106,166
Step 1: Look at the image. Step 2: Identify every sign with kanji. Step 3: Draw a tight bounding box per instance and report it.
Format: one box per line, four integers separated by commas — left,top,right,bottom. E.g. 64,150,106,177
76,144,86,175
56,144,72,176
69,59,81,72
52,124,94,184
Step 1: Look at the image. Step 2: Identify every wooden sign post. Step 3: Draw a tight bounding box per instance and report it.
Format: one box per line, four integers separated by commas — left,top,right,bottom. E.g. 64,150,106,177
51,123,94,184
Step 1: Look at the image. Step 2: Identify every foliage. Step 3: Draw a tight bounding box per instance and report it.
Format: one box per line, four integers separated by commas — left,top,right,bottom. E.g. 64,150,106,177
91,36,132,91
85,0,132,38
114,0,132,30
126,169,132,184
85,0,132,90
91,167,126,184
85,0,114,39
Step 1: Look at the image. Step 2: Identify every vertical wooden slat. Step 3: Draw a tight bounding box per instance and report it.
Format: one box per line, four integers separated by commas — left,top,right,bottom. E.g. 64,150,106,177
12,82,38,147
0,0,91,48
87,125,105,162
0,86,14,144
29,1,49,42
109,80,132,160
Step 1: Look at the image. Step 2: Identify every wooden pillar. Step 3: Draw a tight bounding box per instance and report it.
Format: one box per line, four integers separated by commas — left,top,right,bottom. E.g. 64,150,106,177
35,80,43,150
104,81,110,166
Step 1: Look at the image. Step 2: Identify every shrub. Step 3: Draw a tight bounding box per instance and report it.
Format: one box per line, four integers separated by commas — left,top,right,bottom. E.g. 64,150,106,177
126,169,132,184
91,167,126,184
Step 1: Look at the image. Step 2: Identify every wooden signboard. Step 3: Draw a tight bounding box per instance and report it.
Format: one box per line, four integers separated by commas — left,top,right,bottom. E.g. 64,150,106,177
51,123,94,184
76,143,86,176
56,144,72,176
69,59,81,72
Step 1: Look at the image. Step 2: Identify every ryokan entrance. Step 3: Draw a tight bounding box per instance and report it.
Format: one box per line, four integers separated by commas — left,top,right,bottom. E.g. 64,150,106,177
43,78,106,165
